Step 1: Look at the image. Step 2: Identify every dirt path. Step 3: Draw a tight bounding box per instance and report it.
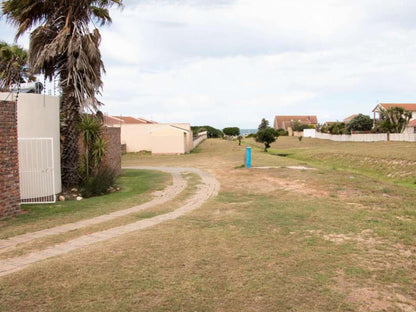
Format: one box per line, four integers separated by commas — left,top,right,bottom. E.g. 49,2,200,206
0,167,220,277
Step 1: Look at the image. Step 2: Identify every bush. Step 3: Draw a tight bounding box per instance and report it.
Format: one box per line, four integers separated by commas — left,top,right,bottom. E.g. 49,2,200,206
81,166,116,198
223,127,240,136
191,125,223,138
276,128,288,136
246,133,256,138
346,114,373,133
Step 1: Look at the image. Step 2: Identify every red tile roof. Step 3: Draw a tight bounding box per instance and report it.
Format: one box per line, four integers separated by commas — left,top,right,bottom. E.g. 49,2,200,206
343,114,358,123
373,103,416,112
104,115,157,126
274,115,318,130
103,115,124,126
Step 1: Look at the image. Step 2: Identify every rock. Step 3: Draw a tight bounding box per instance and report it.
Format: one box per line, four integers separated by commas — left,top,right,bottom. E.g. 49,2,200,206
116,187,120,191
58,195,65,201
71,188,78,193
76,196,83,201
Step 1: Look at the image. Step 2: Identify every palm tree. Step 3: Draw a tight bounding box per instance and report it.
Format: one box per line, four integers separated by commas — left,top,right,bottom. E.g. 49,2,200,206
2,0,122,187
0,41,34,91
380,107,413,133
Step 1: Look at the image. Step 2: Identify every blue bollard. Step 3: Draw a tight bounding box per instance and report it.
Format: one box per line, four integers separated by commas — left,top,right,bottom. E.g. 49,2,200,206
246,147,251,169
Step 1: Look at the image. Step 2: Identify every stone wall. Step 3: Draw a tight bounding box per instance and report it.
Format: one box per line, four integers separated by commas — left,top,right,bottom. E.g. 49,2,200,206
0,100,21,218
102,127,121,176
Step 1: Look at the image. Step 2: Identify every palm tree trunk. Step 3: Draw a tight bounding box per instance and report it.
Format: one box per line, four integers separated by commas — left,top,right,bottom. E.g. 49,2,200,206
61,70,81,188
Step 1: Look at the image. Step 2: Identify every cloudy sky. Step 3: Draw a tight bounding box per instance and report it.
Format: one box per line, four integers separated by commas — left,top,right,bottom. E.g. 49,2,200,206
2,0,416,128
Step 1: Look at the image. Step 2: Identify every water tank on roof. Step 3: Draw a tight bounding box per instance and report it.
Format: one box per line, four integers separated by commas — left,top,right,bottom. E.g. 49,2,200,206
10,82,43,94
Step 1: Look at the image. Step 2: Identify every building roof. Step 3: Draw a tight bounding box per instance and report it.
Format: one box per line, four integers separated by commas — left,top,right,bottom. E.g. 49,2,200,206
343,114,358,123
408,119,416,126
103,115,158,127
373,103,416,112
274,115,318,129
103,115,124,127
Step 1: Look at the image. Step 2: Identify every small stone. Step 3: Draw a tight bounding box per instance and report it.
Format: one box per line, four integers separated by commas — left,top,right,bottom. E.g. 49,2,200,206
58,195,65,201
71,188,78,192
76,196,83,201
116,187,120,191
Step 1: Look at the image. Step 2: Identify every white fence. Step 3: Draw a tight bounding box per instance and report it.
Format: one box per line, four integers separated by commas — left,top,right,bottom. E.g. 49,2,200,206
193,131,208,149
18,138,56,204
305,130,416,142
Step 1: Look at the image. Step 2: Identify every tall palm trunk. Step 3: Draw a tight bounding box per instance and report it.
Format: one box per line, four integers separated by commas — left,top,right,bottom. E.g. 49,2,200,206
61,70,81,188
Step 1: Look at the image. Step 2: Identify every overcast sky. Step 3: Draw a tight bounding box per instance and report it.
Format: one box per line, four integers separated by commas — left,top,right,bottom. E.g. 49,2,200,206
2,0,416,128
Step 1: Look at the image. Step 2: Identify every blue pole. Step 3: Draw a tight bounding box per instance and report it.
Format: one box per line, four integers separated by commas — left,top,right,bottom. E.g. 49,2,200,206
246,147,251,169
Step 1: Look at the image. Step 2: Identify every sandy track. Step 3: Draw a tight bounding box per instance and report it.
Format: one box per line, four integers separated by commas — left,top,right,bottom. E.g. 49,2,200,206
0,167,220,277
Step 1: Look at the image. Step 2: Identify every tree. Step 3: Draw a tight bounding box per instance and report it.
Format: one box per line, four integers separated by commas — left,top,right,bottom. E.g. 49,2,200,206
291,120,310,131
256,127,278,152
2,0,123,188
78,114,105,182
0,41,34,91
346,114,373,133
223,127,240,136
327,122,346,135
258,118,269,131
379,107,413,133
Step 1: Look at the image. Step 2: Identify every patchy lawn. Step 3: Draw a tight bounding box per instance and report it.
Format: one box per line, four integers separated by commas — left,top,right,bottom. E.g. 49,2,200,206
0,169,170,239
0,138,415,311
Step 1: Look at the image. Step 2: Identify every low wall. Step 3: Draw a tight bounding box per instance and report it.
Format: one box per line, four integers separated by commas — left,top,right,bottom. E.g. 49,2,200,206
102,127,121,176
0,101,21,218
193,131,208,149
314,130,416,142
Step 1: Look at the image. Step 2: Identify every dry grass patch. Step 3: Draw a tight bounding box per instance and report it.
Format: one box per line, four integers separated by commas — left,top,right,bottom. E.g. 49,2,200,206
0,139,415,311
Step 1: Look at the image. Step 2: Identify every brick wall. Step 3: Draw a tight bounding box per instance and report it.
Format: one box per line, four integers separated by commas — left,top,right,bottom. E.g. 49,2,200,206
102,127,121,176
0,100,21,218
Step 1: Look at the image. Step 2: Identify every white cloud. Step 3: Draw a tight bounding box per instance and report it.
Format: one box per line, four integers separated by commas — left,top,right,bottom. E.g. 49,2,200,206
3,0,416,127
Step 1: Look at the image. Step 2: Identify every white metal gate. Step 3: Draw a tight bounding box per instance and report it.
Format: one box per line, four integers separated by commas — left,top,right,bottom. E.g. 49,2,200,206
18,138,56,204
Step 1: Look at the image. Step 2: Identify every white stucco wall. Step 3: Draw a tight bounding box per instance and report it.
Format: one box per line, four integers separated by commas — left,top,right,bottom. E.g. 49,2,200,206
0,92,62,194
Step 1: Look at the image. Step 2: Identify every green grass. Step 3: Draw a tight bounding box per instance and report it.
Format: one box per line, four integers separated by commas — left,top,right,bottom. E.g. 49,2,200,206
0,169,170,238
248,136,416,187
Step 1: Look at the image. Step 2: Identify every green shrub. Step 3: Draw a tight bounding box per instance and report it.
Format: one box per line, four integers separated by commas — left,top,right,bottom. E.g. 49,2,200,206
191,125,223,138
246,133,256,138
276,128,288,136
223,127,240,136
81,166,116,198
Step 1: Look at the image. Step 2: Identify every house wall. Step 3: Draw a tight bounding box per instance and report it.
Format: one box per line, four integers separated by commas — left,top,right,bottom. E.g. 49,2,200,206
119,123,192,154
102,127,121,176
0,93,62,195
150,125,187,154
0,100,21,218
120,124,153,152
171,123,193,152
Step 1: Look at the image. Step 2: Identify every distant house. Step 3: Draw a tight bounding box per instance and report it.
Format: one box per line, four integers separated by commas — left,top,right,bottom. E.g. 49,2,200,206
273,115,318,130
372,103,416,134
105,115,193,154
343,114,358,123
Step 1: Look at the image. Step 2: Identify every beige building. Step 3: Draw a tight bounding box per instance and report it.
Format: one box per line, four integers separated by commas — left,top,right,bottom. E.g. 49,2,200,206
105,116,193,154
